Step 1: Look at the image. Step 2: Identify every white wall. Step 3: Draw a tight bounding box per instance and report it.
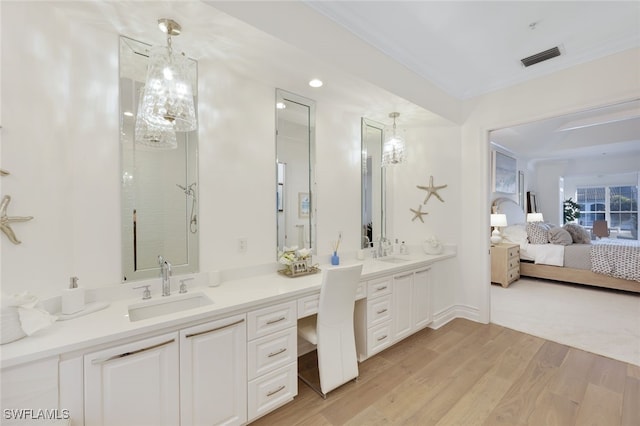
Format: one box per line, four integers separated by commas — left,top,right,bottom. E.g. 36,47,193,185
460,48,640,323
2,3,462,306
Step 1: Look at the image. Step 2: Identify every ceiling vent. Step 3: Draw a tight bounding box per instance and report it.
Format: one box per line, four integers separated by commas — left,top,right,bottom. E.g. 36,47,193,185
521,46,561,67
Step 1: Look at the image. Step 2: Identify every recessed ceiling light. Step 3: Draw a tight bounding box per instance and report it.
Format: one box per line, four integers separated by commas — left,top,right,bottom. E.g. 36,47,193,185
309,79,323,88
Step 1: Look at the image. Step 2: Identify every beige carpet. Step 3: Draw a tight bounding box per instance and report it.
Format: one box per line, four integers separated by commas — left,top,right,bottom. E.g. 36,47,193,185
491,277,640,366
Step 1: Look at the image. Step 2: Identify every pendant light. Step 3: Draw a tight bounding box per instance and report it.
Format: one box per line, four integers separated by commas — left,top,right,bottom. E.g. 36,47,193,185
381,112,406,167
139,19,197,132
135,86,177,149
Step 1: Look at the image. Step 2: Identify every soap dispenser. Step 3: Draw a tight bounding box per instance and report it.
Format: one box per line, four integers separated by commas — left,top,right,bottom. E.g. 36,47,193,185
62,276,85,315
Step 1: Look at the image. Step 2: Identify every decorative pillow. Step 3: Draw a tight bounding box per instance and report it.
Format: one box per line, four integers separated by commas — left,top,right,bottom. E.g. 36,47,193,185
526,222,550,244
548,227,573,246
563,223,591,244
501,224,528,247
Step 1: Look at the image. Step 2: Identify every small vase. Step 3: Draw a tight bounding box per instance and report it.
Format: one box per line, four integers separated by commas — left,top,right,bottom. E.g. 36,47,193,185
331,251,340,265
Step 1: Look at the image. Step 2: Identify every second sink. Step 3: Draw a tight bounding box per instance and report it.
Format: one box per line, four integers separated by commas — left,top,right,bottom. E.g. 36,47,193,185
128,292,213,322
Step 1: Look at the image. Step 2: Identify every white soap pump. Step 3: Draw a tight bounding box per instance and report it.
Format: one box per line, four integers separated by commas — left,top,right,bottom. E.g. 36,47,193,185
61,276,85,315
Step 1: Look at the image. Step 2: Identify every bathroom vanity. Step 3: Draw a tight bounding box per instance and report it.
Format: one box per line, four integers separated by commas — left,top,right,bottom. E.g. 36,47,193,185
1,250,455,425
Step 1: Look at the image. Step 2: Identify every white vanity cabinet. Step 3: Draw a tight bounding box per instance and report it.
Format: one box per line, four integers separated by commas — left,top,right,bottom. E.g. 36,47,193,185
247,300,298,422
180,314,247,426
354,275,394,361
1,356,60,423
392,267,432,343
84,332,180,426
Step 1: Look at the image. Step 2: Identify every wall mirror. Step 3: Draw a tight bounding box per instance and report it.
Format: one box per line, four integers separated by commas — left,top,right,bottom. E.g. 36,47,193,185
120,36,199,282
276,89,316,255
361,118,386,248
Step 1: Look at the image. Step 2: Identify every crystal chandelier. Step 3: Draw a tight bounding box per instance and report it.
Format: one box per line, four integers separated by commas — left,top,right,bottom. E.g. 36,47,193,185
381,112,406,167
135,86,177,149
139,19,197,133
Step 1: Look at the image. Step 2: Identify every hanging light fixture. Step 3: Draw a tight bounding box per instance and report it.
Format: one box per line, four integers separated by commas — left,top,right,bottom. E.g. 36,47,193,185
135,86,177,149
381,112,406,166
139,18,197,132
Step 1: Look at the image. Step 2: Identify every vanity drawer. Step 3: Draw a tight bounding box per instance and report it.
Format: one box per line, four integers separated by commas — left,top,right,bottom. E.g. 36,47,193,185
367,322,393,356
248,362,297,422
297,294,319,319
248,301,297,340
367,277,392,299
247,328,297,380
367,295,392,327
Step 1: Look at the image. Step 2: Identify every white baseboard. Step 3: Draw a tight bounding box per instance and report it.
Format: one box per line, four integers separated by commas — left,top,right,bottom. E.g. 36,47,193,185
430,304,482,329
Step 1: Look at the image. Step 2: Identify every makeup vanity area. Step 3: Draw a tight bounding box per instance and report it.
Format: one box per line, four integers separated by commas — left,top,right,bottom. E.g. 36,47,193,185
1,250,455,425
1,19,459,426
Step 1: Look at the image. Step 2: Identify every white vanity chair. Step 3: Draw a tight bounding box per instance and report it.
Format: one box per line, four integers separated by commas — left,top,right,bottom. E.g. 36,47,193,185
297,264,363,398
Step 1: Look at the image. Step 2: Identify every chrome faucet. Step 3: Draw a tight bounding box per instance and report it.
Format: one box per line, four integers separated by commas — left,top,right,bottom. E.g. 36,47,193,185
158,255,172,297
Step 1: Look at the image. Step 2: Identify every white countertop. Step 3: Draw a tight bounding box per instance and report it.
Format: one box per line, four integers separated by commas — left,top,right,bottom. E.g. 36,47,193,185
1,251,455,368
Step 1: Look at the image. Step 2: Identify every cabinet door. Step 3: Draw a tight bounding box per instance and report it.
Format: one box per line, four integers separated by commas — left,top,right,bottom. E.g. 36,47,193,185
413,268,432,330
84,332,179,426
392,272,413,342
180,314,247,426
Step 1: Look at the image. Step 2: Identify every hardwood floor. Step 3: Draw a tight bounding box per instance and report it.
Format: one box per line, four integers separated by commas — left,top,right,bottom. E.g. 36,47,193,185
251,319,640,425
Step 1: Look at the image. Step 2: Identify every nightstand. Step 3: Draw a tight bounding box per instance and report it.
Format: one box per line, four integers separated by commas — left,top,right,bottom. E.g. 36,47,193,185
491,243,520,287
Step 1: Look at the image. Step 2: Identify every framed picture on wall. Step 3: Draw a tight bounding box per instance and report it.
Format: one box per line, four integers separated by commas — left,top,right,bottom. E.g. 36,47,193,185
298,192,310,218
492,151,517,194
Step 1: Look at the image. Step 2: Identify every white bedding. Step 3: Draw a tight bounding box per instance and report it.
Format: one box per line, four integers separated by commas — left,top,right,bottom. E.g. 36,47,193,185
522,243,565,266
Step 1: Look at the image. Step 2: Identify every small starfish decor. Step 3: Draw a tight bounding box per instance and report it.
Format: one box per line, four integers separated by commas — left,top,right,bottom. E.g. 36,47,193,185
417,175,447,204
1,195,34,244
410,205,429,223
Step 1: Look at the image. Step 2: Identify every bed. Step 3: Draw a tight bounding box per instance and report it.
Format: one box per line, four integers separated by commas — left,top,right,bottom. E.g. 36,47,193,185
493,197,640,293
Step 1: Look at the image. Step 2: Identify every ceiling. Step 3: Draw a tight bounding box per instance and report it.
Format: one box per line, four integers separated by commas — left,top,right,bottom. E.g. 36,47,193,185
52,1,640,161
306,1,640,100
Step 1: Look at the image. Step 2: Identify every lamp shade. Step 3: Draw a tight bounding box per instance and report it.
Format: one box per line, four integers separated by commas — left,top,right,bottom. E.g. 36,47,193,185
490,214,508,227
527,213,544,223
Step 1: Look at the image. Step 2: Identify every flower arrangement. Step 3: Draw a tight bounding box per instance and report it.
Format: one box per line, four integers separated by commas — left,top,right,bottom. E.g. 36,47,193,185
278,246,317,277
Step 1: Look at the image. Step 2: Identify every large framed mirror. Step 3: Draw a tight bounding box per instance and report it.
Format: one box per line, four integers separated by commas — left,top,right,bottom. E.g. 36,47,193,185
361,118,386,248
276,89,316,255
120,36,199,282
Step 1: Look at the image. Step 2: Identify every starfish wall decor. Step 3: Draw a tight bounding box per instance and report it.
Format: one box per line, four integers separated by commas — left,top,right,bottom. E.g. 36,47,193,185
1,195,34,244
410,204,429,223
417,175,448,204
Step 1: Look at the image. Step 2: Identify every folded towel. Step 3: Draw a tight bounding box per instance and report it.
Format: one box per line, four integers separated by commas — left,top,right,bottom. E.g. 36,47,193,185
2,292,57,338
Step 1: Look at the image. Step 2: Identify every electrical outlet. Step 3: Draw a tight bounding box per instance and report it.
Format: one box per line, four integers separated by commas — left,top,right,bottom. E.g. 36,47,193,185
238,237,247,253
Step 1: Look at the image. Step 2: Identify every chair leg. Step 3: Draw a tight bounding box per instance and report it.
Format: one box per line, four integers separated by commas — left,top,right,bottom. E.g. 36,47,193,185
298,373,327,399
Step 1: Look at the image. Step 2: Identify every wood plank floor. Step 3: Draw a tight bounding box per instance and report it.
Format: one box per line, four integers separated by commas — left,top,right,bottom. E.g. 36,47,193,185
251,319,640,426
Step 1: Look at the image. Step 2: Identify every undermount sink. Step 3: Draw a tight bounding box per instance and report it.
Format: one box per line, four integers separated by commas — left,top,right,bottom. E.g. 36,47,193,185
376,256,412,264
128,292,213,322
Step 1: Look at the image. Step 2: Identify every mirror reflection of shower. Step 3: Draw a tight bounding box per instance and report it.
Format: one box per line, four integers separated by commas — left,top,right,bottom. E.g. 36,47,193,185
177,182,198,233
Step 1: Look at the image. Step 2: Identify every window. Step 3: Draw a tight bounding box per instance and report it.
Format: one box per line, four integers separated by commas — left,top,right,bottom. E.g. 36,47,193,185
576,185,638,239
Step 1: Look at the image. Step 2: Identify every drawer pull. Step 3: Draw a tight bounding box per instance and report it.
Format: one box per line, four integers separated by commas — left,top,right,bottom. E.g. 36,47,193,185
185,318,245,339
91,338,175,364
266,385,286,397
376,308,388,314
376,335,388,342
266,316,287,325
375,285,388,291
396,273,412,279
268,348,287,358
